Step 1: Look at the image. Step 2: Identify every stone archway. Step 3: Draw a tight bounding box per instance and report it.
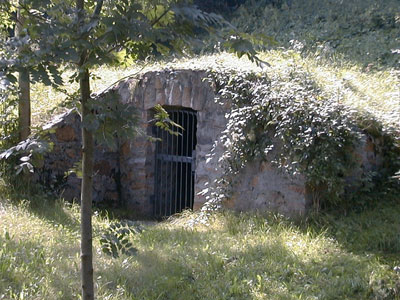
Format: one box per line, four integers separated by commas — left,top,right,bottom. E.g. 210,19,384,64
42,68,347,218
116,70,220,217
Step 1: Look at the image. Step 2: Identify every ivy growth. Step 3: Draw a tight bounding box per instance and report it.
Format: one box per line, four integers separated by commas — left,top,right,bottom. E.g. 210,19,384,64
207,67,399,210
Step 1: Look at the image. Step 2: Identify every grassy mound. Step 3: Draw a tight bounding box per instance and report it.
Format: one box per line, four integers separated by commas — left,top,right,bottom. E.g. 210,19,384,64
29,51,399,131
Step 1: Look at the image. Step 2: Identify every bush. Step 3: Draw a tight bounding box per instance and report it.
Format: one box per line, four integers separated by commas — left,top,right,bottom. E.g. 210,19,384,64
207,66,400,210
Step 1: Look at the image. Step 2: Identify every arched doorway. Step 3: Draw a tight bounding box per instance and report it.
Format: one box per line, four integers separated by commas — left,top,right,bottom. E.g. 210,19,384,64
153,107,198,217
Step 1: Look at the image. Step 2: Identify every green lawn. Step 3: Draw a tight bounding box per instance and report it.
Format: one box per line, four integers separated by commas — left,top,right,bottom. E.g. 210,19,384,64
1,188,399,299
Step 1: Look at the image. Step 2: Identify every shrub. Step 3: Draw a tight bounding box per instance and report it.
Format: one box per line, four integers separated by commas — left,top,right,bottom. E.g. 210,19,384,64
207,66,400,210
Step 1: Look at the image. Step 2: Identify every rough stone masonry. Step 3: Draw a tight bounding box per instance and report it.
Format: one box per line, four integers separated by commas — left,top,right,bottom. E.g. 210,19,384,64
39,69,382,218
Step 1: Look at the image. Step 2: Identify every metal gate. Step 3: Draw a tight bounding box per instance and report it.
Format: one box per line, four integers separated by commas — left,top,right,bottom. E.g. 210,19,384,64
153,108,197,217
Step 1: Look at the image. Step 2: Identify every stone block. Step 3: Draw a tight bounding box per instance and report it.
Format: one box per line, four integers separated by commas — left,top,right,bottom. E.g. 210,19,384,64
118,79,137,104
56,126,76,142
288,184,306,195
182,84,192,103
153,90,166,108
61,186,81,202
120,142,131,157
94,160,112,176
193,200,206,211
192,87,205,111
65,148,78,159
182,85,192,108
104,191,119,203
222,196,236,209
143,84,156,109
168,82,183,106
260,161,273,172
155,76,164,89
250,176,259,188
131,179,147,190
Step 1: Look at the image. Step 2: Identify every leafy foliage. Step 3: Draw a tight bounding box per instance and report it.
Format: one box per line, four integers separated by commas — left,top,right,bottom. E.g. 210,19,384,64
0,0,265,152
152,104,183,136
99,221,142,258
207,67,400,210
193,0,246,14
0,85,18,148
82,92,141,151
0,136,52,177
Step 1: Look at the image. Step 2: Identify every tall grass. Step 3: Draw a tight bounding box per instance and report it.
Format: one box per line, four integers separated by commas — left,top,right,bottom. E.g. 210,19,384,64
232,0,400,69
29,50,400,135
1,189,399,299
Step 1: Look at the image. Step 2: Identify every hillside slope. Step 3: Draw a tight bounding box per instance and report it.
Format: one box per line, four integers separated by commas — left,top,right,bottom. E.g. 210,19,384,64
231,0,400,69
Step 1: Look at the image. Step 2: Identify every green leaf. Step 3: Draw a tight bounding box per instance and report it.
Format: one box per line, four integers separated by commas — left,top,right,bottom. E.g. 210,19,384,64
20,156,30,162
82,114,100,132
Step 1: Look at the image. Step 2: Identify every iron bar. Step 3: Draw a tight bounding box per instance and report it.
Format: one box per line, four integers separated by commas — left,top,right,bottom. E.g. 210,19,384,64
154,126,159,216
153,108,197,217
163,124,167,216
189,115,196,208
174,112,178,215
169,112,173,216
184,111,189,209
180,111,184,213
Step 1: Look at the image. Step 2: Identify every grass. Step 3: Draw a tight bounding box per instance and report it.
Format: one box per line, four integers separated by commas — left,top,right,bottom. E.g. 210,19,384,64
231,0,400,69
2,1,399,297
1,187,400,299
258,50,400,130
29,49,400,137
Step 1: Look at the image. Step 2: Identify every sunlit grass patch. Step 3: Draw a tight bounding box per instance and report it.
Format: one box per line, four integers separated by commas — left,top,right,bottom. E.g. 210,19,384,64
231,0,400,69
30,51,399,139
0,199,81,299
95,210,400,299
1,191,399,299
258,50,400,130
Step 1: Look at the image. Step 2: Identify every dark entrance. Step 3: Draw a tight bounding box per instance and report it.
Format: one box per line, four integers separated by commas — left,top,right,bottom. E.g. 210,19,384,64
153,108,197,217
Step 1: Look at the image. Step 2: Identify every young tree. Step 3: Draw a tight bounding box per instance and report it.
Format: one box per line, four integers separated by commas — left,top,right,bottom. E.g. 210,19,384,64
0,3,30,141
0,0,64,145
74,3,262,299
15,6,31,140
2,1,264,299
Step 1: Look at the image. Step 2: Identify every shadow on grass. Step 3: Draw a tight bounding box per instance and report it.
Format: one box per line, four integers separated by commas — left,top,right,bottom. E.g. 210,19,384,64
304,191,400,266
96,224,392,300
0,227,81,300
2,187,81,233
2,187,399,299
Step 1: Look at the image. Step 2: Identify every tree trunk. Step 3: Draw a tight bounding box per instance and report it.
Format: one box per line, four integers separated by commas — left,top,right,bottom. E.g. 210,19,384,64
80,68,95,300
76,0,95,299
16,8,31,141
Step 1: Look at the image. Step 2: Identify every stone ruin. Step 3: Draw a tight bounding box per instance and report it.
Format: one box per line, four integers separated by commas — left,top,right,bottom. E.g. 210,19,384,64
39,69,383,218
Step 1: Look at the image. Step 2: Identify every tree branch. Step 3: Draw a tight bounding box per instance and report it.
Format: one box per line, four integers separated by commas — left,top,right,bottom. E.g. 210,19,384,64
11,2,48,24
151,7,170,27
94,63,149,98
91,0,103,21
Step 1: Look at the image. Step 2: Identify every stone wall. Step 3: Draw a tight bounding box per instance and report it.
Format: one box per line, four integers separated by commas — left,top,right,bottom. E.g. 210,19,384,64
39,69,384,218
113,70,225,215
224,160,308,216
40,110,120,206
